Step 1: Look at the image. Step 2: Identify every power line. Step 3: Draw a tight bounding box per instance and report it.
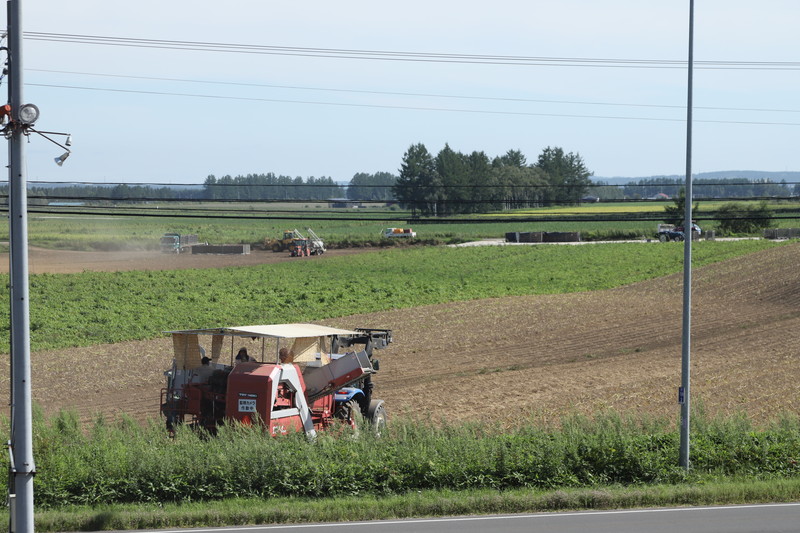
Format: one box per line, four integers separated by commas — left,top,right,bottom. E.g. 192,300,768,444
20,180,800,188
28,68,800,115
16,195,800,205
7,206,800,224
23,83,800,127
23,32,800,71
17,201,800,216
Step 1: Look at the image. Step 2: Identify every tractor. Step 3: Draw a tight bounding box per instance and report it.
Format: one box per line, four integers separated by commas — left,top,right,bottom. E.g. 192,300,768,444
290,238,311,256
264,229,301,252
160,323,392,437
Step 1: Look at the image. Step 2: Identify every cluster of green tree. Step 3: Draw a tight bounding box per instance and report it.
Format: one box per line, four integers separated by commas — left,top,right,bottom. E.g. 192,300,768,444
203,174,342,201
346,172,398,201
393,144,592,216
620,177,792,200
663,190,775,234
714,201,775,233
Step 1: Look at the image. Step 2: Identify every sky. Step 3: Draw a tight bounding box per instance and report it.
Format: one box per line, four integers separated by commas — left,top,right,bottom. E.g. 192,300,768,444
4,0,799,185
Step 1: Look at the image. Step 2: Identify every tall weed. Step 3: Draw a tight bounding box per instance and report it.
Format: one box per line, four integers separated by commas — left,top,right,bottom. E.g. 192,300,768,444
9,409,799,509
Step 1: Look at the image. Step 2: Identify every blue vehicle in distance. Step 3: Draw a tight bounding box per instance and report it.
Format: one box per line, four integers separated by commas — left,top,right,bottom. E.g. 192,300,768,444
657,223,701,242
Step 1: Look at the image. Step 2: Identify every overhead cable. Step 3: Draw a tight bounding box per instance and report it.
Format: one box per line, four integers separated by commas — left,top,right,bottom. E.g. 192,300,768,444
23,31,800,71
27,69,800,115
23,83,800,127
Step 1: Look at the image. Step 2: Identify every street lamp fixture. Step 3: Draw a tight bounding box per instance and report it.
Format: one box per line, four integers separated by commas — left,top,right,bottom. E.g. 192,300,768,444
17,103,39,125
54,152,70,166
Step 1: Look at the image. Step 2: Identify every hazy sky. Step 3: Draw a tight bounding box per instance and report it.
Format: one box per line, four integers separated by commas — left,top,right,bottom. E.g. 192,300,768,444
5,1,799,184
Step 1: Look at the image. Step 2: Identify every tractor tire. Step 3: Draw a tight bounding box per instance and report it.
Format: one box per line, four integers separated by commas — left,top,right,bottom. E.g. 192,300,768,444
674,234,685,242
272,243,282,252
336,399,361,431
658,234,668,242
367,399,387,436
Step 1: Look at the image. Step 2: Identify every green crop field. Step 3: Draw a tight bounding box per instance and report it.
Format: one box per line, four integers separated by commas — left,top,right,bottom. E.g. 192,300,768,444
0,239,784,353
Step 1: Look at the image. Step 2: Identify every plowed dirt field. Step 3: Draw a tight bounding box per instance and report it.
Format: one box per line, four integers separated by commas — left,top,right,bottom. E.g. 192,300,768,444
3,243,799,427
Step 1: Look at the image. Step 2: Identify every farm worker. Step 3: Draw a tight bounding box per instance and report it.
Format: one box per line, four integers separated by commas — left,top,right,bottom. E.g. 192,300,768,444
194,355,215,382
279,347,295,364
235,347,253,363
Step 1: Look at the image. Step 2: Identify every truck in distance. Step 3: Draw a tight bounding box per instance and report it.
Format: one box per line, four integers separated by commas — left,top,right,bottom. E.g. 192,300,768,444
160,233,199,253
382,228,416,238
657,223,701,242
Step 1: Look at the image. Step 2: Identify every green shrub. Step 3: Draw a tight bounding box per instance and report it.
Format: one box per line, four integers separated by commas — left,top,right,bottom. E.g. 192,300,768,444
714,201,775,234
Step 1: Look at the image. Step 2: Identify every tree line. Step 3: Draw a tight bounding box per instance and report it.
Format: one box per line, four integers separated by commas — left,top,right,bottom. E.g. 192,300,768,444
203,174,342,201
0,174,345,205
617,177,793,200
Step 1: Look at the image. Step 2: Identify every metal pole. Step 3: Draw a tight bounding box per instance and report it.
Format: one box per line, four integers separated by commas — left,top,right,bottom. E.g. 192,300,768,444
7,0,36,530
679,0,695,470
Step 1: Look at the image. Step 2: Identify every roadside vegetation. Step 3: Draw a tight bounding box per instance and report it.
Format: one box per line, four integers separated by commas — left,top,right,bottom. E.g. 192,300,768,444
3,408,799,531
0,239,782,353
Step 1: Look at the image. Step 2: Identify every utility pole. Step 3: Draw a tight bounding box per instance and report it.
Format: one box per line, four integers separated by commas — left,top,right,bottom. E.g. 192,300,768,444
6,0,36,530
679,0,695,470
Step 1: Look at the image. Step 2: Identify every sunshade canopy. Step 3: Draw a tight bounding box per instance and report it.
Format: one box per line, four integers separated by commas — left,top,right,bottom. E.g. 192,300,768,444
166,323,361,339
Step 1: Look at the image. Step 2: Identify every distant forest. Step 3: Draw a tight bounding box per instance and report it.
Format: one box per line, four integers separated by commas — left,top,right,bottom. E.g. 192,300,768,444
593,176,798,201
7,174,345,206
202,174,342,201
3,163,798,210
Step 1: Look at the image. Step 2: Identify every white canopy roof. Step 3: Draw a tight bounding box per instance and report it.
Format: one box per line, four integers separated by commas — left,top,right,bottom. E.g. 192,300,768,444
166,323,361,339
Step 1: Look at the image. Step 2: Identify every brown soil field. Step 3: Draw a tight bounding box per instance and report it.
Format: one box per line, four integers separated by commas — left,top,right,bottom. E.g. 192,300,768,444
0,246,375,274
2,243,799,428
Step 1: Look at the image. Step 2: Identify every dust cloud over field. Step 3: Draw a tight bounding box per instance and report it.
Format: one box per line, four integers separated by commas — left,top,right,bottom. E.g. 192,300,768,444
3,243,799,427
0,246,374,274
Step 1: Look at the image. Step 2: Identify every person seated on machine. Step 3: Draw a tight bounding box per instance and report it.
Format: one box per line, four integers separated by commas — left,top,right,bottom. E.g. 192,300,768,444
235,347,254,363
279,347,295,364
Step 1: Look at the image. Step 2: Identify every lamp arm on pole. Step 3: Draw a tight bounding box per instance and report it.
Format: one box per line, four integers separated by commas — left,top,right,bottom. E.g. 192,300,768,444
28,127,70,152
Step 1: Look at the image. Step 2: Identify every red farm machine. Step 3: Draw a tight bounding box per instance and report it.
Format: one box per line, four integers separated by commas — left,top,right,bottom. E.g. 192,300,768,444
160,324,391,437
290,228,326,257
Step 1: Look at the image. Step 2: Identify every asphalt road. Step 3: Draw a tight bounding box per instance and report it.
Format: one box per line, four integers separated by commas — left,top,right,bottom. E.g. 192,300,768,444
137,503,800,533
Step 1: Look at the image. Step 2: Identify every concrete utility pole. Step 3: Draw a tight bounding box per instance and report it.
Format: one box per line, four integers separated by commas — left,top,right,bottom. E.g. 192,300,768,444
6,0,36,530
679,0,695,470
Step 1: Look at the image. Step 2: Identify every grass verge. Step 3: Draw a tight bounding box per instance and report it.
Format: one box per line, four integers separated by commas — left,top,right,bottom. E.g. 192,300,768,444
18,478,800,532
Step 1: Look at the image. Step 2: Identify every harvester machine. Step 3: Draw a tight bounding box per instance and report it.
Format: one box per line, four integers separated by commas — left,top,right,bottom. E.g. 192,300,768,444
306,228,326,255
290,228,325,257
160,323,392,437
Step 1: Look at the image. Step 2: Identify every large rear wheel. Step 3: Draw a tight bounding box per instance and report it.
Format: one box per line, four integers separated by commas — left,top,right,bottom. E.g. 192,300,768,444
367,399,387,436
336,399,361,431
